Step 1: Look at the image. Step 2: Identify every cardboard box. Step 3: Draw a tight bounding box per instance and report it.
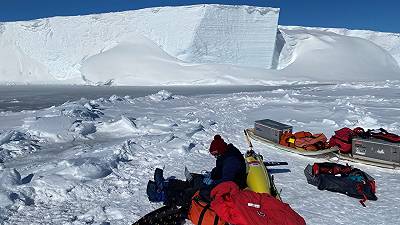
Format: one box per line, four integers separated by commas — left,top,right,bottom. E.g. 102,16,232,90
254,119,292,143
352,137,400,165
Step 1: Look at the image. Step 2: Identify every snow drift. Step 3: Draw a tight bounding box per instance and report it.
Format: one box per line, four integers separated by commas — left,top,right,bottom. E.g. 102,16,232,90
80,35,286,85
0,4,400,85
280,26,400,66
276,27,400,81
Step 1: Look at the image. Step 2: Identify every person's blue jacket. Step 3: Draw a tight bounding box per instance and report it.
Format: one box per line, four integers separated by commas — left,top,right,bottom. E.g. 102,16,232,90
210,143,247,189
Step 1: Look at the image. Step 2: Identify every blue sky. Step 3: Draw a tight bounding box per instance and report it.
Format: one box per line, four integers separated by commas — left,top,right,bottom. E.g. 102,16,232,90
1,0,399,33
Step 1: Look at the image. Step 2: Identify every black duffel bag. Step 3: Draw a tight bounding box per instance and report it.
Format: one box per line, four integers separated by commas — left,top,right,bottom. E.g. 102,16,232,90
304,162,377,206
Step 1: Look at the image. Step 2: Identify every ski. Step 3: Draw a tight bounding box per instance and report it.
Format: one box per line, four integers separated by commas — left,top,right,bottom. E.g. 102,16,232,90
264,161,288,166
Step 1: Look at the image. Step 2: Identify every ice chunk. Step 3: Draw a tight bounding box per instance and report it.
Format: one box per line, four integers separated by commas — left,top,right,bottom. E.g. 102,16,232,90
24,115,75,142
148,90,173,101
0,168,21,187
0,192,13,208
69,120,97,136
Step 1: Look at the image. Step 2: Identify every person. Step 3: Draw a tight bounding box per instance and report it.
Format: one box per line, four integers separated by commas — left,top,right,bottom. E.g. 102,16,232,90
208,134,247,189
147,134,247,205
145,135,247,223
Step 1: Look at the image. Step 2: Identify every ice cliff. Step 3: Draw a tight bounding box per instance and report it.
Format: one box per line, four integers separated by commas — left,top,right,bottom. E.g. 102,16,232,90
0,5,279,84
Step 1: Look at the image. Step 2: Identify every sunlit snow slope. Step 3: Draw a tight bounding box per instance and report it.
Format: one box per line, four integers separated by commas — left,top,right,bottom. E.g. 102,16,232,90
280,26,400,66
80,35,287,86
276,27,400,81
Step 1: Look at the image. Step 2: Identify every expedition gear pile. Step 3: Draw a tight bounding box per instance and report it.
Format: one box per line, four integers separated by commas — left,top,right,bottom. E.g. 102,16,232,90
279,131,329,151
304,162,377,207
329,127,400,153
134,119,395,225
138,133,306,225
277,125,400,154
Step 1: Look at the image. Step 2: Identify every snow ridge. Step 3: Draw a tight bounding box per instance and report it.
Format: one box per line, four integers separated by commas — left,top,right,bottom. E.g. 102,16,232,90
275,27,400,81
280,26,400,66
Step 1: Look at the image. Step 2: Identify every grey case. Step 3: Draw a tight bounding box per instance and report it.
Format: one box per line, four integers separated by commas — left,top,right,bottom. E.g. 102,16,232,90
352,137,400,166
254,119,292,143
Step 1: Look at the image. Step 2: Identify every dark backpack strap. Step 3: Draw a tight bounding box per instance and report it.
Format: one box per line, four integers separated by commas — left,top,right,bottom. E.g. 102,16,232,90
379,128,387,133
353,127,367,138
371,128,400,143
213,215,220,225
356,183,368,207
354,170,377,207
359,194,368,207
198,203,211,225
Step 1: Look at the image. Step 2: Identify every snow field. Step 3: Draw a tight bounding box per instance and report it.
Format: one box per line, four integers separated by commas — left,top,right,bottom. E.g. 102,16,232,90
0,83,399,224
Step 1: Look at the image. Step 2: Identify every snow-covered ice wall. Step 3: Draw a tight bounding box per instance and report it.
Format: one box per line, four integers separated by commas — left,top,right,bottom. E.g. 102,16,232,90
1,4,400,85
182,5,279,68
0,5,279,84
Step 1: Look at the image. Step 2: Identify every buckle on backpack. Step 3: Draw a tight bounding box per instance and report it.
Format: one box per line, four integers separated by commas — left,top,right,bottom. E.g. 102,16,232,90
257,211,266,217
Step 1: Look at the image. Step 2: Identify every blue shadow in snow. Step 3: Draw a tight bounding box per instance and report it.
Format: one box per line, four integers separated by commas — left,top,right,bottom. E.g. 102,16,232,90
268,168,291,174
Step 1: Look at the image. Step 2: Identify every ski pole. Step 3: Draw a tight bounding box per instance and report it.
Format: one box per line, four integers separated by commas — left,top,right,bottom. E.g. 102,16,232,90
244,129,253,150
243,129,255,156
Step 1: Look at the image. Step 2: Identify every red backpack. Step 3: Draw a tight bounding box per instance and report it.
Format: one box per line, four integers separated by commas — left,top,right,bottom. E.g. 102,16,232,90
328,127,354,154
210,181,306,225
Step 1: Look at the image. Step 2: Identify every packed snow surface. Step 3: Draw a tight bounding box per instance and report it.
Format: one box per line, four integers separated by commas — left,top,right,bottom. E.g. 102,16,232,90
1,4,400,85
1,82,399,224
